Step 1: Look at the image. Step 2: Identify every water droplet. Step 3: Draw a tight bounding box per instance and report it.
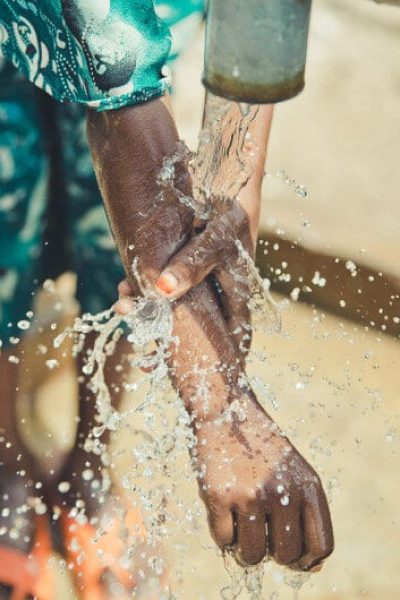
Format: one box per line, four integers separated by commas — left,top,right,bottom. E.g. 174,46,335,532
45,359,59,370
58,481,71,494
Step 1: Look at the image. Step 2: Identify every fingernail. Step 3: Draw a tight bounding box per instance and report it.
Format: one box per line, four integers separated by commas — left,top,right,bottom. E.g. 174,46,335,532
156,272,178,296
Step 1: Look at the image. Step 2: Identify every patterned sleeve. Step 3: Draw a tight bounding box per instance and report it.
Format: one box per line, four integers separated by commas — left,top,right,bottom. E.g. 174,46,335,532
0,0,172,111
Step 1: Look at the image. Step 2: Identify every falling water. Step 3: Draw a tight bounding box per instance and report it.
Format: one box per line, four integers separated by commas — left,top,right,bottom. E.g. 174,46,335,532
3,90,397,600
51,93,286,598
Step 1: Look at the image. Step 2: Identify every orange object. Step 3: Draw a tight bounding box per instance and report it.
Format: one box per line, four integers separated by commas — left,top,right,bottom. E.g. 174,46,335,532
59,506,146,600
0,514,54,600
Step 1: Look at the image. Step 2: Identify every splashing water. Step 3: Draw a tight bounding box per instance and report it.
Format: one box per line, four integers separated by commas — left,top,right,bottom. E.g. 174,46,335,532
284,572,310,600
51,93,287,598
221,554,265,600
275,169,309,201
156,95,282,339
192,93,281,334
54,293,198,591
0,70,398,600
192,95,259,210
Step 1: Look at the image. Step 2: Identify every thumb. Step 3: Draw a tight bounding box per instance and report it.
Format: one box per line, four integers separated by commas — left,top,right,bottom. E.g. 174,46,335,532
155,222,226,299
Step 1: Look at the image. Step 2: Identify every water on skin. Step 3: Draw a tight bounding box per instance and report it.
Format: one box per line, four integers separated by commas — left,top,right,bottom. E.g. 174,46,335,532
53,94,284,598
0,91,398,599
0,94,334,598
192,95,259,210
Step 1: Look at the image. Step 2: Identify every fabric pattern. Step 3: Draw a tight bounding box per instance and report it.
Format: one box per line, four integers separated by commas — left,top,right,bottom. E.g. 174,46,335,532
0,1,204,346
0,0,172,111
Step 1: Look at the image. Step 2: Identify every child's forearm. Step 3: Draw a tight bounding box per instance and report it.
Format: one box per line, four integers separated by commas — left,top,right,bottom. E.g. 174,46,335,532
87,99,334,569
86,98,250,421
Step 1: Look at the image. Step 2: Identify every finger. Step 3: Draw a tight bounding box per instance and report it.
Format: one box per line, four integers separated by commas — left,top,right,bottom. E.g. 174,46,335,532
216,265,251,356
267,503,303,566
235,511,267,566
155,215,235,299
296,485,334,571
118,279,136,297
114,297,135,315
207,506,235,550
115,278,141,314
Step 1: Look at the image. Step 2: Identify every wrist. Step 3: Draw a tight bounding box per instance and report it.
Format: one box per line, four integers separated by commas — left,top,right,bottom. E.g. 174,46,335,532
182,379,259,425
190,391,272,433
87,99,194,285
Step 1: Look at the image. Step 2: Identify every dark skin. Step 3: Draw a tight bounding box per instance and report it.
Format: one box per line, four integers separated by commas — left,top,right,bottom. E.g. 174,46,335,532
0,96,332,600
86,97,334,569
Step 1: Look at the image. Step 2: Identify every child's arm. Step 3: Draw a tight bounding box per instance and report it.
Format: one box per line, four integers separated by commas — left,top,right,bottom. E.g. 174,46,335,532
87,98,334,568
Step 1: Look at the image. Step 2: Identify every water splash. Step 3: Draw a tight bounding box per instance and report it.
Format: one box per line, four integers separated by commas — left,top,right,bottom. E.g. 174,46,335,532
192,95,260,209
51,92,290,599
284,571,310,600
221,553,265,600
164,93,282,335
236,240,281,334
275,169,309,200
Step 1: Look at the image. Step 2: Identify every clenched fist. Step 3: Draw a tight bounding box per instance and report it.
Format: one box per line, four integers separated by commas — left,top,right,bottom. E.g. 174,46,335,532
194,398,334,569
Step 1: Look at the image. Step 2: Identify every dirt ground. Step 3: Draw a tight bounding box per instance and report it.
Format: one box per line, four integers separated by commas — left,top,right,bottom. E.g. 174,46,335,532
19,1,400,598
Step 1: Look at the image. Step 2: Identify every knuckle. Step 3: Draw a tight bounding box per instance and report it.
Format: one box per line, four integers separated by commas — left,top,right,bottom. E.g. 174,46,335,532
235,489,258,512
268,484,296,507
308,472,322,490
169,259,194,281
203,221,226,251
172,249,215,282
302,477,322,500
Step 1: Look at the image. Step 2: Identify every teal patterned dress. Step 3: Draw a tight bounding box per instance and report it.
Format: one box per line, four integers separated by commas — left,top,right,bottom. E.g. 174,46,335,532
0,0,204,346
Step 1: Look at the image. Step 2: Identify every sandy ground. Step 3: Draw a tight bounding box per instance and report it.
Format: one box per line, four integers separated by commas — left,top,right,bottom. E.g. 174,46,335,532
16,1,400,598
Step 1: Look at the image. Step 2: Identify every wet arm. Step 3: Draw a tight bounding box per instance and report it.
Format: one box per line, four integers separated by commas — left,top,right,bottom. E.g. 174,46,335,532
86,98,334,569
86,97,250,419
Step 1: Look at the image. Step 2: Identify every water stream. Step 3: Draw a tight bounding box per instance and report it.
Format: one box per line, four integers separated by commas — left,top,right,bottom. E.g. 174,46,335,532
2,91,399,599
52,93,287,598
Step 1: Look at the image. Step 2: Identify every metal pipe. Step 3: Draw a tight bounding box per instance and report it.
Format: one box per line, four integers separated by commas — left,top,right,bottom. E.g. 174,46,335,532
203,0,313,104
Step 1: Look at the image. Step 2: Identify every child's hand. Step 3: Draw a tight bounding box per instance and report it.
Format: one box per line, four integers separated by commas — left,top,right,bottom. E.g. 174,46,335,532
155,201,254,347
115,201,256,354
194,398,334,569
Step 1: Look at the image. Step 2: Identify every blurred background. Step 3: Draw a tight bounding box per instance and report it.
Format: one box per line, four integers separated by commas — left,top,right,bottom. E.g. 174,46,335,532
16,0,400,598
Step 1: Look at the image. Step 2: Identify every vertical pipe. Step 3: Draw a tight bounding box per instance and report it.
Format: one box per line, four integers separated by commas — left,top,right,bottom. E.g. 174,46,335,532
203,0,313,104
